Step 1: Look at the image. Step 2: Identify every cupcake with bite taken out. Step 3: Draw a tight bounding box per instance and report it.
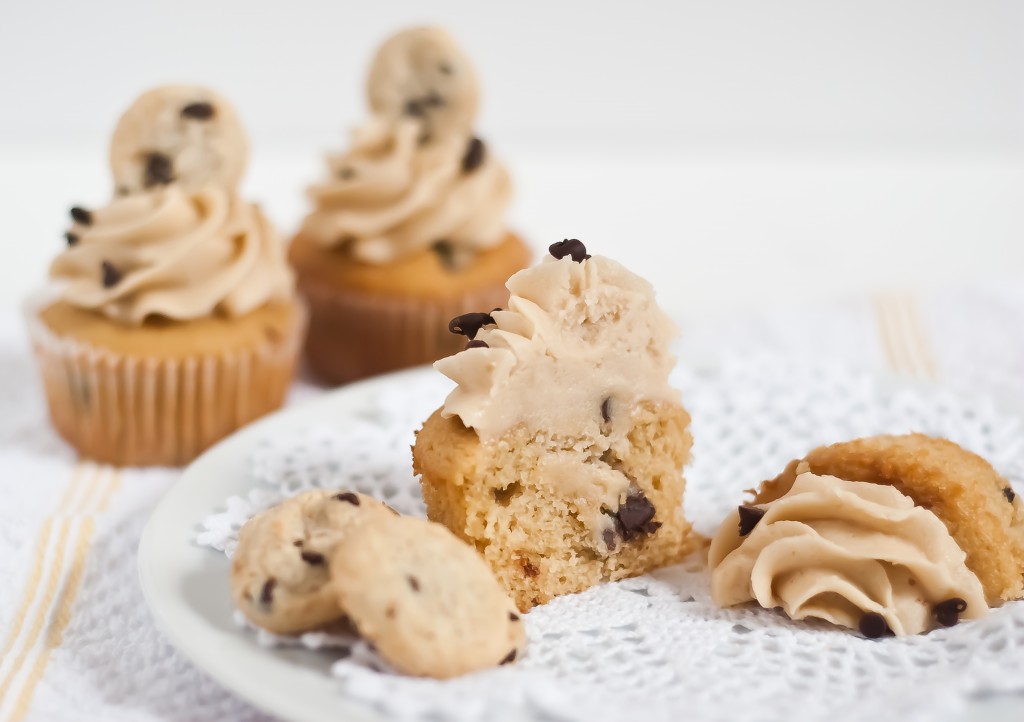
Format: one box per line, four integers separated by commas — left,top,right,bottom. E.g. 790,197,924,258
289,26,530,384
26,85,304,467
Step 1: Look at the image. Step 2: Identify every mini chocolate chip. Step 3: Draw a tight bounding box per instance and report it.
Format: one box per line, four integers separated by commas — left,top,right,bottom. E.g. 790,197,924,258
448,312,495,339
70,206,92,225
603,527,617,551
601,398,611,424
737,505,766,536
616,491,659,540
465,340,489,350
509,612,520,622
407,575,420,592
404,98,425,117
259,578,276,607
548,238,590,262
933,597,968,628
64,232,79,247
180,101,215,120
432,240,458,270
522,560,539,578
1004,487,1016,503
462,137,486,173
338,166,356,180
386,604,396,619
144,152,175,188
101,261,122,288
500,649,517,665
858,612,891,639
334,492,360,505
301,551,325,565
293,539,303,547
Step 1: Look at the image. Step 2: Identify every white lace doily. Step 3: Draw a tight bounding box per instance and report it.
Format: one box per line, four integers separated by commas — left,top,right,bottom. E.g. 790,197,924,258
197,356,1024,722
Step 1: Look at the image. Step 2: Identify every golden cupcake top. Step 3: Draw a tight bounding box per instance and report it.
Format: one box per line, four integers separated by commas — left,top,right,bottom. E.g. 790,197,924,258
299,26,512,264
709,462,990,637
51,85,294,325
435,240,681,442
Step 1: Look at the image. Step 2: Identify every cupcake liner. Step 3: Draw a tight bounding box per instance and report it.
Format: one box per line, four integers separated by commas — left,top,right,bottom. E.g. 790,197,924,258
24,291,306,467
299,276,509,385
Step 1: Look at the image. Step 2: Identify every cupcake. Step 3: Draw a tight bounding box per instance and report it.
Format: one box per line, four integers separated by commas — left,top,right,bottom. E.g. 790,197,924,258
289,26,530,384
412,240,699,609
709,434,1024,637
26,85,304,466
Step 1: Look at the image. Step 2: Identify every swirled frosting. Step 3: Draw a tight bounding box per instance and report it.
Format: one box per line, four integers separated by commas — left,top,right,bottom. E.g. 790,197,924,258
709,467,989,636
435,254,680,442
51,185,293,324
299,27,512,264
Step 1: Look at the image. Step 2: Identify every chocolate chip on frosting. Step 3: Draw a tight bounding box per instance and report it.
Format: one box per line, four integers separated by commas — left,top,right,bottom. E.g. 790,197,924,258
737,505,766,536
180,101,216,120
509,612,520,622
548,239,590,263
144,152,175,188
259,578,277,607
407,575,420,592
334,492,360,505
615,490,661,540
465,340,489,350
462,137,485,173
933,597,968,627
101,261,123,288
448,312,495,339
858,612,891,639
500,649,517,665
70,206,93,225
300,551,325,565
64,232,79,247
1004,487,1016,503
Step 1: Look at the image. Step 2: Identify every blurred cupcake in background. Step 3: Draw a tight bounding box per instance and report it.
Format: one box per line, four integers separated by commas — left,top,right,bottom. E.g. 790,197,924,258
26,85,304,466
289,26,530,385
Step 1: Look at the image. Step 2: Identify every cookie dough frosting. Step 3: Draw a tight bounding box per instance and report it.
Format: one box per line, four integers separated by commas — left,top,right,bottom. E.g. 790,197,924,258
709,466,989,636
52,186,293,324
300,27,512,264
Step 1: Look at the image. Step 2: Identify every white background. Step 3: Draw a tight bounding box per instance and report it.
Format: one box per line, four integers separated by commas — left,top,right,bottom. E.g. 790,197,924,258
2,0,1023,318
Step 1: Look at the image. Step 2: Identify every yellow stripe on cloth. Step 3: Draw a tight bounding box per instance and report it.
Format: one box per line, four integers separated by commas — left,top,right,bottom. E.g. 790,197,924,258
0,465,121,722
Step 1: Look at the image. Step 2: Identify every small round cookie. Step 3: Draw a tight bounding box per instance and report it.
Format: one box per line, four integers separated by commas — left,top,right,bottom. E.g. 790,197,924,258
756,433,1024,603
231,489,394,634
331,515,525,678
366,26,480,143
109,84,248,195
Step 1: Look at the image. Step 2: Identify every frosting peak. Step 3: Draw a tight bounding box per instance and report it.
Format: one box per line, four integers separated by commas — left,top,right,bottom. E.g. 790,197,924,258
709,468,989,636
51,186,293,324
435,253,680,442
300,27,511,263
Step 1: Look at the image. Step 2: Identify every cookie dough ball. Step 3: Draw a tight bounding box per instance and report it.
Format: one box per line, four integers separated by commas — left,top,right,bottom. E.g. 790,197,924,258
230,490,395,634
331,515,525,678
757,434,1024,603
366,27,480,143
109,84,249,195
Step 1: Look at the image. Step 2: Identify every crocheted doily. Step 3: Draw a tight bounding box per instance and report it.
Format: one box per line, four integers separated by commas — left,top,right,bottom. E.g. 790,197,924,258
198,356,1024,722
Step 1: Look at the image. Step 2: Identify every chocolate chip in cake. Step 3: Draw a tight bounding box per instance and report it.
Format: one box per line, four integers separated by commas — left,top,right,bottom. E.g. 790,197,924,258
548,239,591,263
259,578,277,607
601,398,612,424
615,490,661,540
101,261,122,288
465,340,489,350
64,232,79,247
858,612,891,639
603,528,617,551
448,312,495,339
933,597,967,628
407,575,420,592
500,649,517,665
334,492,360,505
144,152,175,188
300,550,325,565
70,206,93,225
462,137,485,173
509,612,520,622
180,101,216,120
521,559,539,577
1004,487,1016,503
737,505,766,536
432,240,458,270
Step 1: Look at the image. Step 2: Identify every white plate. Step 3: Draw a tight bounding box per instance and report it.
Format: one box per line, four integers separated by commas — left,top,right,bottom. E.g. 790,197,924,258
138,365,1024,722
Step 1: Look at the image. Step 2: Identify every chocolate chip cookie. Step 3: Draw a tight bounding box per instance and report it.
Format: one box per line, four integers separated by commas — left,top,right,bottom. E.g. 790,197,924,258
331,515,525,678
231,489,393,634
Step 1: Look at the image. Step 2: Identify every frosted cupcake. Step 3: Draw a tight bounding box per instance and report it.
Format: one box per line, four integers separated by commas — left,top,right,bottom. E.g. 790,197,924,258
289,26,530,384
26,85,303,466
